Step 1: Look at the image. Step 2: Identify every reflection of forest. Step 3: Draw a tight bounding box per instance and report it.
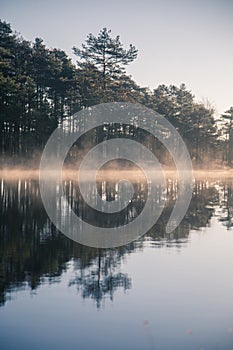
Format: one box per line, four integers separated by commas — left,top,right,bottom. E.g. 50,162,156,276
0,178,231,308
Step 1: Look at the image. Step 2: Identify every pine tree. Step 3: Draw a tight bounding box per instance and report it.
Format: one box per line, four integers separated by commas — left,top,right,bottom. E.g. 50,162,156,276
221,107,233,166
73,28,138,92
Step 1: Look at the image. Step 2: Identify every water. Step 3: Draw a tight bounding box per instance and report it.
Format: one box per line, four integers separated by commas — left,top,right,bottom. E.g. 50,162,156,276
0,177,233,349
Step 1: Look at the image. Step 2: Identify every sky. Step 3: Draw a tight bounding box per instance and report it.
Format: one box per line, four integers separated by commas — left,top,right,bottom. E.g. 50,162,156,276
1,0,233,115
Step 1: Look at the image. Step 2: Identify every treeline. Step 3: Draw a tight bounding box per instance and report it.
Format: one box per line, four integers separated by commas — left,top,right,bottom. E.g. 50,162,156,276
0,20,233,167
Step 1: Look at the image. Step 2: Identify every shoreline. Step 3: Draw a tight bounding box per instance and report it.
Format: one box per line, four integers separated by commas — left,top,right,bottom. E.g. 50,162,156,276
1,167,233,181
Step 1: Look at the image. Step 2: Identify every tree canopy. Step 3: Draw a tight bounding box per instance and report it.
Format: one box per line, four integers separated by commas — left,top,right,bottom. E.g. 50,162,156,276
73,28,138,91
0,20,232,167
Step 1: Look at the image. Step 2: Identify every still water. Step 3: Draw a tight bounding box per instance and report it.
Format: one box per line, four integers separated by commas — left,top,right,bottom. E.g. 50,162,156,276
0,177,233,350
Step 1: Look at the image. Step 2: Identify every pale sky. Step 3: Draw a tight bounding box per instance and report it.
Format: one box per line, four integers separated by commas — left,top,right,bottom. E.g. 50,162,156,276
1,0,233,115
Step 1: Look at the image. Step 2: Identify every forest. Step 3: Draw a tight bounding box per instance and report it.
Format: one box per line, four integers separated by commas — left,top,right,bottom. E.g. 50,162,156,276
0,19,233,168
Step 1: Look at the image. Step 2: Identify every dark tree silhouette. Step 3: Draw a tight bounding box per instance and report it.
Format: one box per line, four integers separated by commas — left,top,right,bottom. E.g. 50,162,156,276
73,28,138,91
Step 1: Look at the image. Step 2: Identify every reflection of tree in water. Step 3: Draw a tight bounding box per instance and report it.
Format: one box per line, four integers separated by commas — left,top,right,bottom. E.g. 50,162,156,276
0,177,227,308
219,180,233,229
145,180,219,246
69,247,132,308
64,177,148,228
0,180,134,307
184,181,218,229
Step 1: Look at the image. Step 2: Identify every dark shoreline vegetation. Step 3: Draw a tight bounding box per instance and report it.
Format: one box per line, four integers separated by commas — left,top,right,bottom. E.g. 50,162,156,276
1,20,233,169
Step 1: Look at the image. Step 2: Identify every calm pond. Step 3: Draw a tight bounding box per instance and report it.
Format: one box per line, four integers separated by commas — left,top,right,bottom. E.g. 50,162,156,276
0,177,233,350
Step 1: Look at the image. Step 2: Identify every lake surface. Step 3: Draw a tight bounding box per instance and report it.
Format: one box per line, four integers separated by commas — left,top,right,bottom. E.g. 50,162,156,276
0,176,233,350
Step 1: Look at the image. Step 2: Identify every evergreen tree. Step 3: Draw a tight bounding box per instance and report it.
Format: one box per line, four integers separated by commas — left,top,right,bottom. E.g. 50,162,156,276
73,28,138,93
221,107,233,166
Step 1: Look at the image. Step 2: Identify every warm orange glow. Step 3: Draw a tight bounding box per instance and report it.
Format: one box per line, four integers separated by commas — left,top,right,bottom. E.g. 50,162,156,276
1,167,233,182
